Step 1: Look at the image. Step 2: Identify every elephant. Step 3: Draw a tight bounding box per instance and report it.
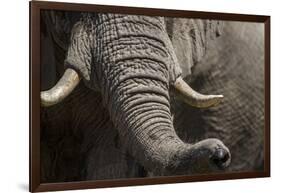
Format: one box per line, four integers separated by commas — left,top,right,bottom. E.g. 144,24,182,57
39,10,264,182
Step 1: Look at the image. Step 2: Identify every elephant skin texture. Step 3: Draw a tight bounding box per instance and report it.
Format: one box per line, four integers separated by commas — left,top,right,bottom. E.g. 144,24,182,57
40,11,263,182
172,21,264,172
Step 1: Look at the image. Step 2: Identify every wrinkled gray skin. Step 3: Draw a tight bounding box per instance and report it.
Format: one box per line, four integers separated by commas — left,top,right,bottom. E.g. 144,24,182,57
40,11,263,182
173,21,264,171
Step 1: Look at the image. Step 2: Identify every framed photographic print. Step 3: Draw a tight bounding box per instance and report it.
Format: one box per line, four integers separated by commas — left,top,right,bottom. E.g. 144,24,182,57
30,1,270,192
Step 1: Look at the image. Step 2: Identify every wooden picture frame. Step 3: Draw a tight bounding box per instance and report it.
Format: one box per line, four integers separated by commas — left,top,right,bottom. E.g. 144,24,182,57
30,1,270,192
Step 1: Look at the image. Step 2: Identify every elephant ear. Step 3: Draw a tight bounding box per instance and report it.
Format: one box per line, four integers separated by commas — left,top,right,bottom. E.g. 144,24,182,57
165,18,223,78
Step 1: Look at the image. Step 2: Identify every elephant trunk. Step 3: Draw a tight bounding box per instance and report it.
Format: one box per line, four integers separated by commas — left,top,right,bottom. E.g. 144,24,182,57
108,73,187,172
90,14,188,173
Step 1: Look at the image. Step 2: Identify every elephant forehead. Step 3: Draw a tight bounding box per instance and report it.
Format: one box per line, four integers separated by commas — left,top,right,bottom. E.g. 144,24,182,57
93,14,168,49
95,13,166,35
94,13,181,83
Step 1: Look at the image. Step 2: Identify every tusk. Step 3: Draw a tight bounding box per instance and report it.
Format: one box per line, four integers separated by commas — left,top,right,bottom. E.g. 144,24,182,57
173,77,223,108
41,68,80,107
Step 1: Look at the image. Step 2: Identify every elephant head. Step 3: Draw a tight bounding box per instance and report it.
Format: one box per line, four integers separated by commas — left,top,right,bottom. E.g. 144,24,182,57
40,12,230,175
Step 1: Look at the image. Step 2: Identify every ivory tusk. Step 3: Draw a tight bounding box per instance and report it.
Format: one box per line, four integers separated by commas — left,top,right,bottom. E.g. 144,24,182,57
173,77,223,108
41,68,80,107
